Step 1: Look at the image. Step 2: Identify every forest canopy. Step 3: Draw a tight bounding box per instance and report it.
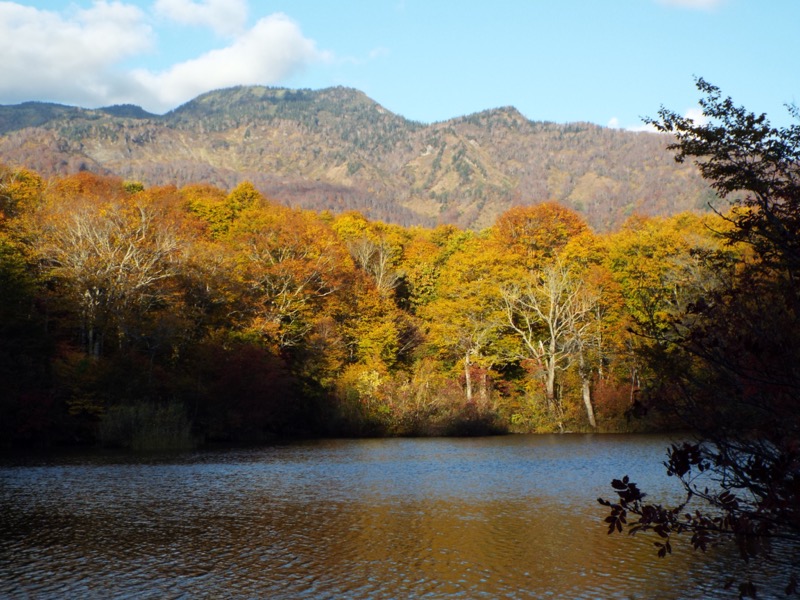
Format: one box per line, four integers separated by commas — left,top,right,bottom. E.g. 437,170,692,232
0,163,734,448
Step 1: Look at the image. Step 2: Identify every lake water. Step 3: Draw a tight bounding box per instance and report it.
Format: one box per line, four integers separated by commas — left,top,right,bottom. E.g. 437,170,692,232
0,434,787,599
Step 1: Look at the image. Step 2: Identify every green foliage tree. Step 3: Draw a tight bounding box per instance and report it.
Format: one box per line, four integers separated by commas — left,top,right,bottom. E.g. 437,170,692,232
599,80,800,596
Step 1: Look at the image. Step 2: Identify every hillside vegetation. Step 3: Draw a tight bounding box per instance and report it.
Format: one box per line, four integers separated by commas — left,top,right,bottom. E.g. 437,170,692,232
0,86,714,231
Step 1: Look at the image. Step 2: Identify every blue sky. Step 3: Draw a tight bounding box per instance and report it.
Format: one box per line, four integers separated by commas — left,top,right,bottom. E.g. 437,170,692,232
2,0,798,130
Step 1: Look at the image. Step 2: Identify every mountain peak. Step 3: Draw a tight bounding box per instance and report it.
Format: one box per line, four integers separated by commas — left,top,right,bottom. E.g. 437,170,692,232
164,85,416,130
98,104,156,119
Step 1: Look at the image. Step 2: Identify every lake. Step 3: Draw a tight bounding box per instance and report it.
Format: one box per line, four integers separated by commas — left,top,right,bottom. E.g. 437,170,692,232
0,434,784,599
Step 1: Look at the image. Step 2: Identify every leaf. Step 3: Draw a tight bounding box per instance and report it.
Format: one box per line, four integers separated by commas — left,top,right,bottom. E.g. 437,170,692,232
612,478,628,491
654,541,667,558
604,509,627,535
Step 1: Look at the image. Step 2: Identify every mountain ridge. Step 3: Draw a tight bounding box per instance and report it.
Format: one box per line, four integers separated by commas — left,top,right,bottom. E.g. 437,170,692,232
0,85,714,231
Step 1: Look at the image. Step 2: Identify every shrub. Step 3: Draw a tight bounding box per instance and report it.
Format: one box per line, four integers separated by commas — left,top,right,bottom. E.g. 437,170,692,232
98,401,195,450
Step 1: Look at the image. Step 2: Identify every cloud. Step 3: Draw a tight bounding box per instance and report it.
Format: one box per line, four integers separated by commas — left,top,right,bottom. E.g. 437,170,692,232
132,13,330,112
154,0,248,37
623,107,710,133
0,1,153,106
627,122,659,133
0,3,328,113
604,115,657,132
655,0,726,10
683,107,710,125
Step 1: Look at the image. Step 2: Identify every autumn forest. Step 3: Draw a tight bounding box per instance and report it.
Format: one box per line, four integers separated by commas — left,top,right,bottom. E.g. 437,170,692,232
0,160,743,450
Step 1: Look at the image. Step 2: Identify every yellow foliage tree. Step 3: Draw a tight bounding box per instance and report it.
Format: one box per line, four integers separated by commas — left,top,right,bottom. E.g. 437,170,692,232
225,204,354,350
421,236,517,403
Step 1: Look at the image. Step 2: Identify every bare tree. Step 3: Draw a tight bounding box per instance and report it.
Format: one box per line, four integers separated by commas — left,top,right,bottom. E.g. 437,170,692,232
347,235,401,296
34,198,180,357
502,260,599,427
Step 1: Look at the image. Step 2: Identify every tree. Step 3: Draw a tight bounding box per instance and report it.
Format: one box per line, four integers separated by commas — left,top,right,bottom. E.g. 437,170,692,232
421,237,512,403
603,212,731,417
333,213,407,298
226,204,353,351
0,230,54,444
395,224,472,312
181,184,232,237
491,202,589,269
599,80,800,596
561,232,627,429
30,177,182,358
501,259,599,429
0,165,43,221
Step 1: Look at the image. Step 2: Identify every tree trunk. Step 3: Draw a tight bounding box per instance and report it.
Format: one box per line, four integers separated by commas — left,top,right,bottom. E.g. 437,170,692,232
579,350,596,428
479,371,489,404
464,351,473,402
544,351,557,407
582,376,596,428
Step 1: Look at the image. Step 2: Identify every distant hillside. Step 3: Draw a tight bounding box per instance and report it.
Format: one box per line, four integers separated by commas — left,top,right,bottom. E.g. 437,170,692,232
0,86,715,231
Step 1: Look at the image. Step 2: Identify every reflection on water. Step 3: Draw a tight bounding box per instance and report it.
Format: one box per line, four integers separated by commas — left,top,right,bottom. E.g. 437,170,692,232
0,435,784,598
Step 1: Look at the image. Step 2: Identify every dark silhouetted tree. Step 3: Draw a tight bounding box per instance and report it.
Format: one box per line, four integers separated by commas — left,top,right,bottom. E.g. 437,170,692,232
600,79,800,597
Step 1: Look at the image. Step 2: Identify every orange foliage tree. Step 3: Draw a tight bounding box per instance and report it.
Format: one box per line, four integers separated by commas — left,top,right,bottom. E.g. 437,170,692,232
225,201,354,351
491,202,590,268
28,173,183,358
0,162,733,444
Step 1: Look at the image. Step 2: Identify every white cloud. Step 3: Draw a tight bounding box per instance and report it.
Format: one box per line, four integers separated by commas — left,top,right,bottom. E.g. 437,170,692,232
656,0,726,10
0,4,329,113
684,107,710,125
0,1,153,106
627,122,659,133
132,13,330,112
154,0,248,37
623,107,709,133
604,115,656,132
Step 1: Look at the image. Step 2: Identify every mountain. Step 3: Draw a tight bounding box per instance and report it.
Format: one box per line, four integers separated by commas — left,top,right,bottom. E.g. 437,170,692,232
0,86,715,231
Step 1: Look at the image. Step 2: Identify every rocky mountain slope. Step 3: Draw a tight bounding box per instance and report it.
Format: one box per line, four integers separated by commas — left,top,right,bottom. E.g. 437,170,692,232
0,86,715,231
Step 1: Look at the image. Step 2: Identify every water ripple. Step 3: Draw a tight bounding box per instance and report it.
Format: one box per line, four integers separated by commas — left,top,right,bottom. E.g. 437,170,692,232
1,434,792,599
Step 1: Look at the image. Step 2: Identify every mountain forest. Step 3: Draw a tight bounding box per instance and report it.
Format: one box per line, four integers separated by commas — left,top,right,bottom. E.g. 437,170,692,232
0,86,714,233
